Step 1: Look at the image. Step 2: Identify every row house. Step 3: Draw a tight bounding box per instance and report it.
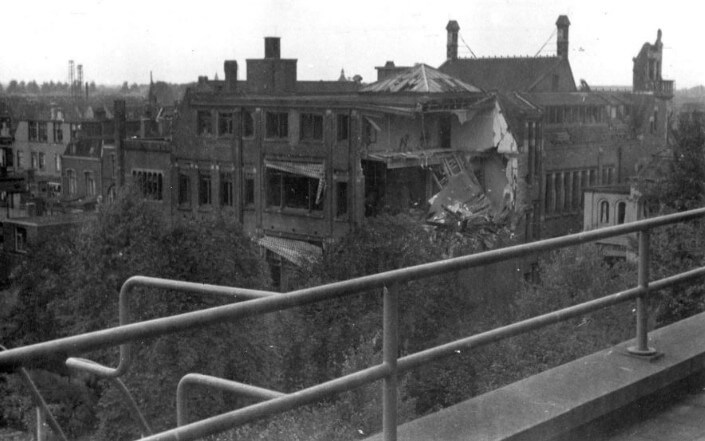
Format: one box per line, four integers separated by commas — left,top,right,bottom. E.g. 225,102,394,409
439,16,673,238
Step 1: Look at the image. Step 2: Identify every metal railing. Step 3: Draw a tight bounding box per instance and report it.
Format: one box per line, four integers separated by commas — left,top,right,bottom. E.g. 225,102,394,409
2,208,705,441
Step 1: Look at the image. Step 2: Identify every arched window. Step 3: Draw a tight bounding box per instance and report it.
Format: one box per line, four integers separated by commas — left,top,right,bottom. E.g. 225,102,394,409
599,200,610,224
617,201,626,224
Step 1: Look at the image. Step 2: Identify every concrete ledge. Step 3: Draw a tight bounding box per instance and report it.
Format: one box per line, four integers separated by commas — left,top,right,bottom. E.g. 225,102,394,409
364,311,705,441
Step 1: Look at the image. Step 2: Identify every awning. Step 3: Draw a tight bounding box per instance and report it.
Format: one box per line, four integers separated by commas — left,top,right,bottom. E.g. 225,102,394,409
258,236,323,267
264,159,326,203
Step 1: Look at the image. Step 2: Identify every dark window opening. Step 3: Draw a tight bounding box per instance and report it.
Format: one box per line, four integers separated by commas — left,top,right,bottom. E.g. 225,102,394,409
363,119,377,145
337,114,350,142
199,172,212,205
267,250,282,290
38,152,45,170
15,227,27,253
243,111,254,138
218,112,233,137
300,113,323,141
53,123,63,143
220,172,233,206
617,201,626,224
178,173,191,206
552,74,560,92
266,169,323,212
28,121,39,141
38,122,48,142
336,181,348,218
266,112,288,139
31,152,38,169
439,114,451,148
600,200,610,224
244,175,255,208
197,110,213,136
132,170,163,200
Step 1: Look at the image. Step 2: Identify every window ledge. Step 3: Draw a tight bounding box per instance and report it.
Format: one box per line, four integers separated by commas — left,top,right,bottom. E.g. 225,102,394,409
264,208,324,219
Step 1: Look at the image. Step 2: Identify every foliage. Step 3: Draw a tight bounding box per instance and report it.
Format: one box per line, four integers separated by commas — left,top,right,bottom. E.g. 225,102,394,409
473,245,636,393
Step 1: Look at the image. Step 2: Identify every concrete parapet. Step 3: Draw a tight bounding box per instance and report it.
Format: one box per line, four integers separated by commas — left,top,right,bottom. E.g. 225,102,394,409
364,311,705,441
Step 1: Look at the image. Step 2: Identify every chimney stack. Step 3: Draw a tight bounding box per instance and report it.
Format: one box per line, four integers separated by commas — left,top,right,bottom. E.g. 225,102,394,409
114,100,126,187
556,15,570,59
446,21,460,61
224,60,238,92
264,37,281,59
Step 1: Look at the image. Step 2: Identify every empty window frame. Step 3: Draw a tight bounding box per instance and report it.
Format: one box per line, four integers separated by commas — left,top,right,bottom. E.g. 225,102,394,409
132,170,163,200
266,169,323,212
337,114,350,142
300,113,323,141
197,110,213,136
31,152,38,169
599,200,610,224
243,172,255,208
28,121,39,141
15,227,27,253
53,123,63,143
84,171,96,197
38,122,48,142
617,201,626,224
266,112,288,139
178,172,191,206
38,153,45,170
243,111,255,138
16,151,23,168
220,172,233,206
335,181,348,218
198,172,212,206
218,112,234,137
66,169,76,195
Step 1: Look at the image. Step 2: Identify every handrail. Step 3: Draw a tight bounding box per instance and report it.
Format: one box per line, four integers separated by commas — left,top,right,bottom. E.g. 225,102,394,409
1,207,705,441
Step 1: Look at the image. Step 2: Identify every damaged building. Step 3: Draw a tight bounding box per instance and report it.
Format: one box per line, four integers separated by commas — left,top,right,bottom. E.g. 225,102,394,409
132,37,536,290
439,15,673,238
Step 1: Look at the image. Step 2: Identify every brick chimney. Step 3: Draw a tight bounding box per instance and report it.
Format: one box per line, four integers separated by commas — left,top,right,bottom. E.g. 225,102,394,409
556,15,570,60
446,20,460,61
224,60,238,93
264,37,280,59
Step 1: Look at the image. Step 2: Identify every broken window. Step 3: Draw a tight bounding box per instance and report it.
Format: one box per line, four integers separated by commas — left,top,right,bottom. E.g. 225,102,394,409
337,114,350,142
439,114,451,148
85,171,96,197
220,172,233,206
132,170,163,200
617,201,626,224
300,113,323,141
28,121,39,141
266,111,288,139
599,200,610,224
265,161,324,213
178,172,191,206
362,118,378,145
197,110,213,136
38,122,48,142
15,227,27,253
243,111,254,138
244,173,255,208
199,172,212,206
66,169,76,195
53,122,63,143
336,181,348,218
218,112,234,137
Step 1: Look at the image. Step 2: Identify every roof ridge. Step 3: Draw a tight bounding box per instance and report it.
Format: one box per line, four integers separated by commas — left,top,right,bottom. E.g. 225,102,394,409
420,65,430,92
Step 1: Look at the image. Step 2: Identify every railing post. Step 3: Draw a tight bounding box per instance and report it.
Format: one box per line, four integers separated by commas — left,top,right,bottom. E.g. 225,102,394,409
629,229,656,355
383,285,399,441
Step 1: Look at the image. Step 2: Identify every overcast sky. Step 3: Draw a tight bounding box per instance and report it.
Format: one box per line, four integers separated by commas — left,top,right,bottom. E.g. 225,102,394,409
3,0,703,89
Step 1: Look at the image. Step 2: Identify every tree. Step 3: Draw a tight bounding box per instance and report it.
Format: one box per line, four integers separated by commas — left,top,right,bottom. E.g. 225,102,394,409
26,80,40,95
2,189,275,440
6,80,19,94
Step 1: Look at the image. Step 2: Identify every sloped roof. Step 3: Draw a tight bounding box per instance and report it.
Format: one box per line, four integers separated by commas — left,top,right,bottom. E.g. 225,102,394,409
439,56,566,92
361,64,481,94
